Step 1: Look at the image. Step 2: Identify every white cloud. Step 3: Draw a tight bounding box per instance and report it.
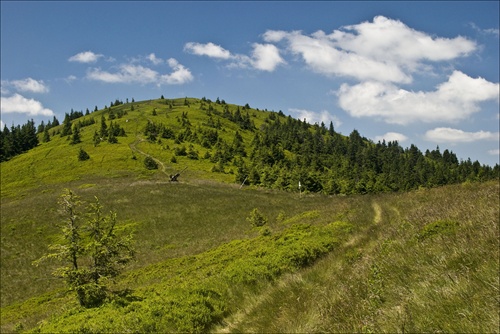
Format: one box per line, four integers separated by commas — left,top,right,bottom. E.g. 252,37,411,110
0,94,54,116
10,78,49,93
374,132,408,143
266,29,411,83
288,108,341,127
424,127,500,143
469,22,500,37
184,42,232,59
264,16,476,83
336,16,476,68
1,81,11,95
87,64,158,84
185,41,285,72
65,75,77,83
160,58,193,85
337,71,499,125
484,28,500,36
148,53,163,65
87,59,192,86
250,43,286,72
69,51,103,63
488,149,500,156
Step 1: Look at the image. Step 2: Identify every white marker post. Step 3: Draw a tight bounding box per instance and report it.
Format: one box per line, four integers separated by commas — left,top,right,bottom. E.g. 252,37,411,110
299,181,302,198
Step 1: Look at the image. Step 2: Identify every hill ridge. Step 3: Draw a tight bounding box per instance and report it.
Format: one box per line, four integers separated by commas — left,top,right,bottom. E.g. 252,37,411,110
1,96,498,199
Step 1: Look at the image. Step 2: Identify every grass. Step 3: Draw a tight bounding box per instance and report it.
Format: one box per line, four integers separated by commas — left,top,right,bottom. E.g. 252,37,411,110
1,97,498,332
216,181,499,333
2,181,497,332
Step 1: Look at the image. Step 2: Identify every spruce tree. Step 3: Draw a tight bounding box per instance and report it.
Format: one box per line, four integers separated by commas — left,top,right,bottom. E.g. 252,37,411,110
43,127,51,142
61,114,73,137
78,148,90,161
93,131,100,147
99,115,108,138
33,190,134,307
70,125,82,145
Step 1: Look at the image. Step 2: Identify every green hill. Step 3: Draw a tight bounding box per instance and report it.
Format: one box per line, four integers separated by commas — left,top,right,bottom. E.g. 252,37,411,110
1,97,498,332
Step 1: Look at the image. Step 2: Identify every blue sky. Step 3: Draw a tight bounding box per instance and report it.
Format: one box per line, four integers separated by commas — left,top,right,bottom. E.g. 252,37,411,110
1,1,499,166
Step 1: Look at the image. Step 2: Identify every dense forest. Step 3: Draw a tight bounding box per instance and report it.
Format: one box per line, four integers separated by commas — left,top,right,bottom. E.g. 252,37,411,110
1,97,498,194
144,99,498,194
237,113,499,193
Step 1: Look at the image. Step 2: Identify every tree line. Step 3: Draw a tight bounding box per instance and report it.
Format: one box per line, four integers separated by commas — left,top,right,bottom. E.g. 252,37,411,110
235,114,499,194
143,104,498,194
1,120,40,162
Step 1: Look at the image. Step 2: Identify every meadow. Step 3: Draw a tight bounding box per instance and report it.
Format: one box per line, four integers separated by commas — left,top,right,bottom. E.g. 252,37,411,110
1,178,498,332
1,97,498,332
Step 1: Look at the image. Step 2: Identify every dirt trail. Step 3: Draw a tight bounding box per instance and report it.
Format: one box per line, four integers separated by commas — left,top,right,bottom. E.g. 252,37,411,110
129,137,169,176
372,202,382,224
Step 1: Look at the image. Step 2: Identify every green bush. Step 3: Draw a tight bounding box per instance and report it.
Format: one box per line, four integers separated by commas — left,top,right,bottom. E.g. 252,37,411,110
417,220,459,241
144,156,158,170
77,148,90,161
247,208,267,227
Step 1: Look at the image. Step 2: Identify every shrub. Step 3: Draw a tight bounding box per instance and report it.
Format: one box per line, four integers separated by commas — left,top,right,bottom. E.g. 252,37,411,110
417,220,459,241
247,208,268,227
78,148,90,161
144,156,158,170
174,146,187,156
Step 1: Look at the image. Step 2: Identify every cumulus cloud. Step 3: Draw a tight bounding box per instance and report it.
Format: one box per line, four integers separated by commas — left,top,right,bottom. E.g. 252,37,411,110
185,41,285,72
68,51,103,63
250,43,286,71
148,53,163,65
0,93,54,116
374,132,408,143
10,78,49,93
184,42,232,59
336,16,476,67
0,81,10,95
160,58,194,85
337,71,499,125
65,75,77,83
87,58,193,86
87,64,157,84
264,16,476,82
264,29,411,83
288,108,342,127
425,127,500,143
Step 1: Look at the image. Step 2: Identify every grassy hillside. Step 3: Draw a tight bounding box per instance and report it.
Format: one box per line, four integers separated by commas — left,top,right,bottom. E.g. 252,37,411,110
1,97,498,332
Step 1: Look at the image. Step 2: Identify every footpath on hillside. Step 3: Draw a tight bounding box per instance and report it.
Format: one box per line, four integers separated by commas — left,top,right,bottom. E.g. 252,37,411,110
129,136,169,176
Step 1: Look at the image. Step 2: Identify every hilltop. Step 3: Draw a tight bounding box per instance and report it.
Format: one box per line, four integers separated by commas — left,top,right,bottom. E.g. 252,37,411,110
1,96,498,199
0,97,499,332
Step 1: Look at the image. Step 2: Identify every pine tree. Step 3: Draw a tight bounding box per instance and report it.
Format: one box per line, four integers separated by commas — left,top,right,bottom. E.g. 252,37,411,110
70,125,82,145
99,115,108,138
61,114,73,137
93,131,100,147
33,190,134,307
43,127,51,142
78,148,90,161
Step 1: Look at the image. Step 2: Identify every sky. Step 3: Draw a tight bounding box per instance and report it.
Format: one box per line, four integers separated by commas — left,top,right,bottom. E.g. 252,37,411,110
1,1,499,166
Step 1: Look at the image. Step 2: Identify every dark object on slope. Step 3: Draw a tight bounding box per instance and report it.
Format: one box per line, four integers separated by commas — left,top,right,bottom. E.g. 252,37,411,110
170,166,188,182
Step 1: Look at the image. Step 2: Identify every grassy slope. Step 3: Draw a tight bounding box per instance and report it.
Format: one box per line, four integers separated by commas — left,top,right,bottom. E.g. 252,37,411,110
217,181,499,333
1,97,499,332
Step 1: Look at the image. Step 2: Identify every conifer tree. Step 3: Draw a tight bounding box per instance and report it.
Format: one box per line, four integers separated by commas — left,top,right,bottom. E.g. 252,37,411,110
70,125,82,145
78,148,90,161
99,115,108,138
61,114,73,137
33,190,134,307
43,127,51,143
